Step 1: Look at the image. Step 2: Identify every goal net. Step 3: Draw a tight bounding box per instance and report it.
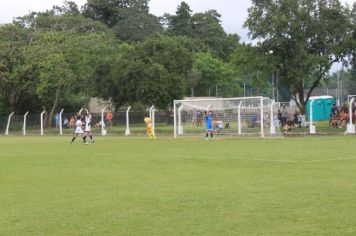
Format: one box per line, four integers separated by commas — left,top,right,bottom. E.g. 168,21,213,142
173,97,282,138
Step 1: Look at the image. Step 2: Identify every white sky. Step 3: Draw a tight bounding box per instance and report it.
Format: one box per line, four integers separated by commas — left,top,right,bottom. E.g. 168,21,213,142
0,0,354,43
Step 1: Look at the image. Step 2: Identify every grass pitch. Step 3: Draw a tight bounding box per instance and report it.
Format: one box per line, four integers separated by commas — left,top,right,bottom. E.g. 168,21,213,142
1,136,356,235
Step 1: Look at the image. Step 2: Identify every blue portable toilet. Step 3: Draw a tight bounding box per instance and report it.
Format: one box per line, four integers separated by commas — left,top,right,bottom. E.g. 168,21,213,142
306,96,335,121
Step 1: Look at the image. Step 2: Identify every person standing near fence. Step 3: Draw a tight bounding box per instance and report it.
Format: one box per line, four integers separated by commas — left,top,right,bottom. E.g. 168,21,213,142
69,115,75,128
281,106,287,126
106,111,113,128
54,113,60,129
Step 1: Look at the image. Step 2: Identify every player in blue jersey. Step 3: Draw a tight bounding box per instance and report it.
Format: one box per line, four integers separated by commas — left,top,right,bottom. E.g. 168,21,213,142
205,110,213,140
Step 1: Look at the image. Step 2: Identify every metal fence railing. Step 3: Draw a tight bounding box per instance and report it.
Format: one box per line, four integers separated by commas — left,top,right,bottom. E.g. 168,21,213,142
0,111,174,136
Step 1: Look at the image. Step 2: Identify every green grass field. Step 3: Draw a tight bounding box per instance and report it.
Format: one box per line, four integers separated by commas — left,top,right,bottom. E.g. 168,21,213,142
1,136,356,235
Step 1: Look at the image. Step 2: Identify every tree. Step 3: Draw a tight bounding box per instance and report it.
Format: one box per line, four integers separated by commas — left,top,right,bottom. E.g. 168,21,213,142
191,10,238,60
16,6,119,124
0,24,37,113
165,1,193,36
83,0,130,27
230,44,275,98
83,0,162,42
97,34,193,109
347,3,356,80
112,9,162,42
194,52,241,97
165,2,240,61
244,0,350,113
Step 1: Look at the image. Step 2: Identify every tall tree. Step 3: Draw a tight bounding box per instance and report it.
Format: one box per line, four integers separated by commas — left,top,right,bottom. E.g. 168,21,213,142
83,0,162,42
15,6,118,124
348,3,356,80
165,2,240,60
191,10,238,60
244,0,350,113
0,24,37,113
96,34,193,109
194,52,241,97
165,1,193,36
230,44,272,97
83,0,130,27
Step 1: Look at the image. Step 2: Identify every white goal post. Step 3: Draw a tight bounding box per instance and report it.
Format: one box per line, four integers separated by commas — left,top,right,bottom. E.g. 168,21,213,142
173,96,281,138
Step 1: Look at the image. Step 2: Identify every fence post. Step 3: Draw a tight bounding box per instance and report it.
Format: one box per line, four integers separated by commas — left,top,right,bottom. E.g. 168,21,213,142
237,101,243,135
101,107,107,136
309,100,316,134
5,112,15,135
347,98,355,134
125,106,131,136
152,107,155,135
23,111,29,136
59,109,64,135
40,110,46,136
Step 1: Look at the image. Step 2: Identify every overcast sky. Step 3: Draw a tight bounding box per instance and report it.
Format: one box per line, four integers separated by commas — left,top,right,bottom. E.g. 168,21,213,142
0,0,354,42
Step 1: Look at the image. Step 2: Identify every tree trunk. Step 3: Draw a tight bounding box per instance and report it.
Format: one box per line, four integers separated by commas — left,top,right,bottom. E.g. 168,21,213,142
46,84,62,127
292,74,324,115
9,85,19,113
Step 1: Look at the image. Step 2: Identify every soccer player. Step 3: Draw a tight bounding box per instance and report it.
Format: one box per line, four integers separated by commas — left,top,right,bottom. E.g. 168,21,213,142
83,109,94,143
71,115,87,144
144,114,156,139
205,110,213,140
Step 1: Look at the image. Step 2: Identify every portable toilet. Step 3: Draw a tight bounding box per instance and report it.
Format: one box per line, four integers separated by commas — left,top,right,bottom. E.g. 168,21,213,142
306,96,335,121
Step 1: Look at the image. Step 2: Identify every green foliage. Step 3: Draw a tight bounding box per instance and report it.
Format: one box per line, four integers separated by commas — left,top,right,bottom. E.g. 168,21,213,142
191,10,236,60
193,52,241,97
165,2,239,61
230,44,274,97
0,24,37,113
165,1,193,36
112,13,162,42
83,0,162,42
98,34,193,109
244,0,350,112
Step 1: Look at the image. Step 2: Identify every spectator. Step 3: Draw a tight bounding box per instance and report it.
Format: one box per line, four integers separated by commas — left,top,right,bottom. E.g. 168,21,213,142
63,117,69,128
69,115,75,128
277,110,282,123
331,103,339,118
293,110,298,127
106,111,113,128
54,113,60,129
297,112,303,128
281,106,288,126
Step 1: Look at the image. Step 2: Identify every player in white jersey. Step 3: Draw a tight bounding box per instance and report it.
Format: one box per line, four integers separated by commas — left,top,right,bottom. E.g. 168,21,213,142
70,115,87,144
83,109,94,143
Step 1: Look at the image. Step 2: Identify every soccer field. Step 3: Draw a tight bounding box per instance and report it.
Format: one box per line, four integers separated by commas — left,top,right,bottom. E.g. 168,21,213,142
1,136,356,235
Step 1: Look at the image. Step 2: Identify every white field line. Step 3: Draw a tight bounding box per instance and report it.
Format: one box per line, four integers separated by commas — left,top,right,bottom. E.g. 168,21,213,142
1,152,356,164
248,157,356,163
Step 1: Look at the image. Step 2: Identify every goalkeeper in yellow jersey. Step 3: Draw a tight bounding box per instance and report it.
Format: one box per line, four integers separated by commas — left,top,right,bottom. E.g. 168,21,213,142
144,114,156,139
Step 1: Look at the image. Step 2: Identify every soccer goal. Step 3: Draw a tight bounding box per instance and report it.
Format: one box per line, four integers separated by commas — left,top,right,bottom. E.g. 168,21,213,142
173,97,282,138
